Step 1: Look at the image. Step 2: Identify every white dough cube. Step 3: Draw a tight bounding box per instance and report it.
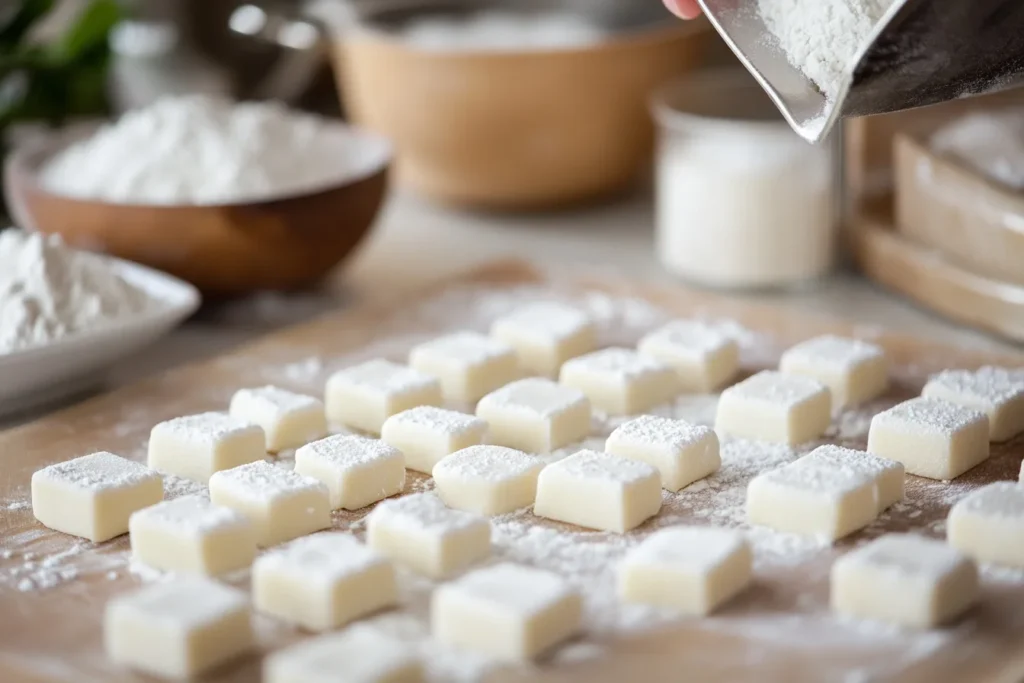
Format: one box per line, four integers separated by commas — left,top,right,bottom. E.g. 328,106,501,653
208,461,330,547
605,415,720,492
922,366,1024,442
229,385,327,453
105,577,254,679
381,406,487,474
325,359,442,435
433,445,545,515
637,320,739,392
476,378,591,453
366,492,490,578
431,563,582,661
264,628,422,683
148,412,266,483
618,526,752,614
715,370,831,446
559,347,678,415
805,444,905,513
948,482,1024,568
294,434,404,510
32,452,163,542
409,332,519,403
253,533,398,631
747,450,879,540
533,450,661,532
831,533,979,628
490,302,597,377
779,335,889,408
129,494,256,576
867,397,989,480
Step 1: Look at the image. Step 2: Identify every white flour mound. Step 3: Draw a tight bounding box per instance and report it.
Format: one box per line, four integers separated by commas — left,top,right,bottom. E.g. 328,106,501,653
0,230,156,353
758,0,896,99
400,10,606,51
40,95,381,205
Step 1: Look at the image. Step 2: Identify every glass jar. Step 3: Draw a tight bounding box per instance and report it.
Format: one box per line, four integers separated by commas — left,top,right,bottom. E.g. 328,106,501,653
650,70,838,290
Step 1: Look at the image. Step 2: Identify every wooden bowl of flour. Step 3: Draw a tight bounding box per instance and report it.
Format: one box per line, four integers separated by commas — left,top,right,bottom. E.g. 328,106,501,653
3,123,391,296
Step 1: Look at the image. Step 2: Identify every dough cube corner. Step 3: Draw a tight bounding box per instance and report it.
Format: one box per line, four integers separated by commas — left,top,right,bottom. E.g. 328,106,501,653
715,370,831,445
533,450,661,532
325,358,441,434
208,460,330,546
476,378,590,453
831,533,978,628
104,577,253,679
867,397,989,480
366,492,490,578
922,366,1024,442
129,494,256,576
490,302,596,377
147,412,266,483
618,526,752,614
229,385,326,453
253,532,397,631
431,562,582,661
381,406,487,474
409,332,519,403
32,451,162,542
264,628,422,683
637,320,739,392
747,450,879,541
605,415,720,492
779,335,888,408
948,481,1024,568
433,445,544,515
806,444,904,513
294,434,404,510
559,347,678,415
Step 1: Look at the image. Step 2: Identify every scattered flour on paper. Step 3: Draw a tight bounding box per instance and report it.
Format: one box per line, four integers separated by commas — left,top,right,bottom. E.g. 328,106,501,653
1,283,1019,682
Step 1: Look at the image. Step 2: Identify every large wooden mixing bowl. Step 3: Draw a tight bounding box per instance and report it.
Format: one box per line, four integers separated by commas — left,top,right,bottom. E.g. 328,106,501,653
334,2,709,210
4,125,391,297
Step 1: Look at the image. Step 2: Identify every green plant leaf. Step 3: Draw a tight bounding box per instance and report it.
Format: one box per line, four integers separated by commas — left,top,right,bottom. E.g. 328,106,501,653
50,0,120,64
0,0,56,47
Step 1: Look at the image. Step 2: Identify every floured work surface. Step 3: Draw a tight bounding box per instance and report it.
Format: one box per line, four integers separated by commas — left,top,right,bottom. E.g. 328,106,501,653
1,261,1023,683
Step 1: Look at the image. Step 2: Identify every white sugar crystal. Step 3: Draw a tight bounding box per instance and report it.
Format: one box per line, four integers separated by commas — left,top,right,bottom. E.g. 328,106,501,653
831,533,979,628
867,397,989,480
148,412,266,483
605,415,720,492
433,445,545,515
922,366,1024,442
229,385,326,452
779,335,888,408
715,370,832,445
325,359,442,434
948,482,1024,568
431,562,582,661
264,628,422,683
559,347,678,415
32,452,163,542
490,302,596,377
409,331,519,403
381,406,487,474
476,378,590,453
637,320,739,392
294,434,405,510
805,444,904,512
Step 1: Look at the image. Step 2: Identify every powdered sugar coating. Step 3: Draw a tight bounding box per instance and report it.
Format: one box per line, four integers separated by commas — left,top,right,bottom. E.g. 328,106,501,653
34,452,160,493
433,446,543,483
478,378,588,419
561,348,671,382
255,532,386,582
639,321,735,360
296,434,403,470
152,412,262,446
331,359,439,396
443,562,577,617
410,332,515,367
546,449,658,484
622,526,748,570
952,482,1024,519
723,370,829,406
803,444,900,480
108,575,249,625
839,533,969,578
384,406,486,437
752,453,877,498
490,302,594,343
230,386,321,415
368,492,488,537
872,397,988,437
208,461,326,503
781,335,885,371
924,367,1024,406
608,415,713,451
129,495,248,537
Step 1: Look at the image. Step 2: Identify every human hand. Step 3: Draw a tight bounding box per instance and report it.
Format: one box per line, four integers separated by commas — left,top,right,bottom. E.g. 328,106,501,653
663,0,702,19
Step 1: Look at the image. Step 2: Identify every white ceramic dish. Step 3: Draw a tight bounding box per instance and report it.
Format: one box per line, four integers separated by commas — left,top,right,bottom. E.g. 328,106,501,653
0,257,201,419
